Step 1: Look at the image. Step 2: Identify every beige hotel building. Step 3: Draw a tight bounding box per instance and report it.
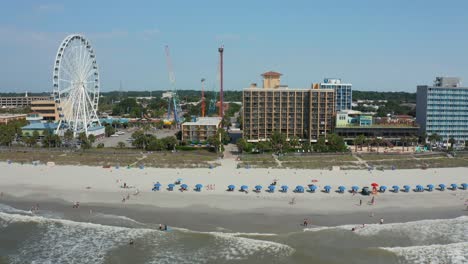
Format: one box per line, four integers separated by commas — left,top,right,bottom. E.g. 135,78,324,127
243,71,335,142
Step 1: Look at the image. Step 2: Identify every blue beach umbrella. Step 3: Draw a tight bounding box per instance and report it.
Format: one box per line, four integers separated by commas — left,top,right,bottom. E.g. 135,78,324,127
450,183,458,190
461,183,468,190
439,184,446,190
324,185,331,193
195,184,203,191
181,184,188,190
392,185,400,192
228,185,235,191
295,185,304,193
403,185,410,192
268,185,276,192
351,186,359,192
427,184,434,191
416,185,424,192
379,186,387,192
240,185,248,191
338,186,346,193
152,182,162,191
255,185,262,191
168,183,175,191
308,185,317,192
281,185,288,192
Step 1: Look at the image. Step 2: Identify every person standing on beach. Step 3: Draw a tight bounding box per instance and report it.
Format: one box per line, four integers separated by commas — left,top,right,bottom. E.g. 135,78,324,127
303,219,308,227
360,199,362,206
371,196,375,205
380,218,384,224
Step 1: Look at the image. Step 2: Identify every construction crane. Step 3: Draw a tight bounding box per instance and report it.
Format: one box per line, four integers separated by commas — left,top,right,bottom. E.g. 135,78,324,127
164,45,182,125
201,78,206,117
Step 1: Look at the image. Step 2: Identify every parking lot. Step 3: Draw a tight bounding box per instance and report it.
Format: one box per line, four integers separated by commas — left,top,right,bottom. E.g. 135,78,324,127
95,127,178,148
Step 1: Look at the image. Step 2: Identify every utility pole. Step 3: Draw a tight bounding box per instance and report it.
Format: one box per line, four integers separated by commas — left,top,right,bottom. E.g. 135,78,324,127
218,46,224,118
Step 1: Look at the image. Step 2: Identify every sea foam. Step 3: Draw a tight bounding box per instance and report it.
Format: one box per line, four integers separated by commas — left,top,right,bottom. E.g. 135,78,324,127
382,242,468,264
0,212,158,264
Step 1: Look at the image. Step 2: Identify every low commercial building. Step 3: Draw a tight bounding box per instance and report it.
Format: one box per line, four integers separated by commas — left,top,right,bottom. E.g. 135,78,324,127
30,100,59,121
0,114,27,124
182,117,222,143
334,111,419,141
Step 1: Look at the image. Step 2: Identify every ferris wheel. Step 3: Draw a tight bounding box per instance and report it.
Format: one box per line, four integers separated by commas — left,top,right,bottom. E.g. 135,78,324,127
53,34,100,136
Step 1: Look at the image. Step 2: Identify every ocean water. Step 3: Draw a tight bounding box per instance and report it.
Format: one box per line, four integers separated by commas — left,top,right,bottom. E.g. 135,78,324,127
0,203,466,264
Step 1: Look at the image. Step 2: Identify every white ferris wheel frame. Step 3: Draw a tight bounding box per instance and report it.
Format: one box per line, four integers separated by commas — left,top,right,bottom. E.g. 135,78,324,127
53,34,101,136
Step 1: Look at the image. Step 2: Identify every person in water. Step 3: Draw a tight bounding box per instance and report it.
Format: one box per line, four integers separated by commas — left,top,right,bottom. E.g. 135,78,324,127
129,239,134,245
164,224,168,231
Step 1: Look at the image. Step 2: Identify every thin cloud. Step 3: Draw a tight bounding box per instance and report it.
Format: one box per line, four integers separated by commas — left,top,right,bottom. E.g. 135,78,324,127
87,30,129,40
35,4,65,13
215,33,241,42
139,28,161,40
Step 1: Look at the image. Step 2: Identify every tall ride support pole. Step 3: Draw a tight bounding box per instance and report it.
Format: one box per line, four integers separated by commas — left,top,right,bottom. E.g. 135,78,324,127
218,46,224,118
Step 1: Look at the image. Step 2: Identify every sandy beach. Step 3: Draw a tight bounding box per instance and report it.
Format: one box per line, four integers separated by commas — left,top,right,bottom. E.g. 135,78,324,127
1,162,467,222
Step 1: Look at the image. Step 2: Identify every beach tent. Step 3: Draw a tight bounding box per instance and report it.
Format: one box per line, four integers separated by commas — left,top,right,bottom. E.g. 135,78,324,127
255,185,262,192
294,185,304,193
281,185,288,193
195,184,203,192
403,185,411,192
168,183,175,191
240,185,248,192
439,184,446,191
415,185,424,192
268,185,276,193
227,185,235,191
392,185,400,193
379,186,387,193
371,183,379,187
450,183,458,190
338,186,346,193
180,184,188,190
152,183,162,191
351,186,359,192
308,185,317,193
461,183,468,190
427,184,434,191
324,185,331,193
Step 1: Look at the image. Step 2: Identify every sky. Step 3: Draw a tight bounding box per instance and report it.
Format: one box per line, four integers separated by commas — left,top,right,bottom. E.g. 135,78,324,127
1,0,468,93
